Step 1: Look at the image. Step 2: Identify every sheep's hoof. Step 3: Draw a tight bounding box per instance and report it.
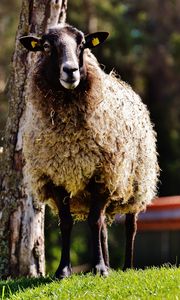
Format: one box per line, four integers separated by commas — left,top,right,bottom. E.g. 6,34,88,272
122,265,133,272
93,263,109,277
55,266,72,279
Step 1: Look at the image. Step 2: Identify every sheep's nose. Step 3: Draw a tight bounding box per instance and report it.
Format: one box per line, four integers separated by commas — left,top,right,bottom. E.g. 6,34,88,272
63,65,78,75
60,62,80,88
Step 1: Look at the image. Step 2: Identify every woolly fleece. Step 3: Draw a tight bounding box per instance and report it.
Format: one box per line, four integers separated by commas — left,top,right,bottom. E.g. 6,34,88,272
23,49,159,221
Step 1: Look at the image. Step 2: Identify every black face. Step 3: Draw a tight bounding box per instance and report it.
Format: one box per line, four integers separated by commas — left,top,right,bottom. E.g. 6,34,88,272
19,25,109,90
41,26,86,90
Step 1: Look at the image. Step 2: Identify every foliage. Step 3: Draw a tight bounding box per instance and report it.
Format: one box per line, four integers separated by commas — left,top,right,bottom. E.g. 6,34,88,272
1,267,180,299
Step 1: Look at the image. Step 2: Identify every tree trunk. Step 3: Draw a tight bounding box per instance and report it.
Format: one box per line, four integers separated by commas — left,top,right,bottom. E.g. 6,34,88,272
0,0,67,279
84,0,98,32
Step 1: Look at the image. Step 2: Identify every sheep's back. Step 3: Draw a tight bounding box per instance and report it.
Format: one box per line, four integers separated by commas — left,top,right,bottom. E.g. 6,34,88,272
86,73,158,215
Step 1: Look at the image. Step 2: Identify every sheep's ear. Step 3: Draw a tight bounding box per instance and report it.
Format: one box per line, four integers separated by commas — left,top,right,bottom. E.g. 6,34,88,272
19,36,43,52
84,32,109,49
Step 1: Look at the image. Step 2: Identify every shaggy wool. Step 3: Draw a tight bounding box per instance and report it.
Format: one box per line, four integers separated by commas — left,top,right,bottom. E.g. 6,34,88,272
23,49,159,221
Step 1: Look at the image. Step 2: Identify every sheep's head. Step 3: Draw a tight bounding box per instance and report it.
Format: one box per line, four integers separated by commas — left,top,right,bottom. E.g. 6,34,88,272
19,25,109,90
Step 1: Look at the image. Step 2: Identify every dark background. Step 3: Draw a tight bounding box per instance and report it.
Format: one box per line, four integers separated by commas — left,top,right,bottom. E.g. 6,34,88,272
0,0,179,274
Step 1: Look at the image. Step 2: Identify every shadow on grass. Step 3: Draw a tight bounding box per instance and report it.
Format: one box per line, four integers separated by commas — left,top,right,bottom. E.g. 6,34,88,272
0,276,55,299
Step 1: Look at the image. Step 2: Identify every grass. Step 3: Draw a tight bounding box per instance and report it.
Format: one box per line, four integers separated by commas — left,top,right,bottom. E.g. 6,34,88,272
1,266,180,299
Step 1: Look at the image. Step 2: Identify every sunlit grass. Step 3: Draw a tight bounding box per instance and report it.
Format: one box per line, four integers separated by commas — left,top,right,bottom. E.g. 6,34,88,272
1,266,180,299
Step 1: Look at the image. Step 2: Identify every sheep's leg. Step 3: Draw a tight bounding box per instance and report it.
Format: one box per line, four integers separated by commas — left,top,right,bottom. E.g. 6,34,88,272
101,221,110,268
53,187,73,279
123,213,137,270
88,207,108,276
87,177,109,276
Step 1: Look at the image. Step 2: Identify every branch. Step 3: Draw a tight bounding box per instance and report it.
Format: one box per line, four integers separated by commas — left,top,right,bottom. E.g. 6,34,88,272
59,0,67,24
47,0,67,28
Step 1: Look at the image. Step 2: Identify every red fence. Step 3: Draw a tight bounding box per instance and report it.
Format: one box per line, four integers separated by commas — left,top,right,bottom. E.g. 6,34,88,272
138,196,180,231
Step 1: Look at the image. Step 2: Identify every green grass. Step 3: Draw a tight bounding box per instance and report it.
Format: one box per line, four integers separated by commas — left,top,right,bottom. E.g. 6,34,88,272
1,267,180,299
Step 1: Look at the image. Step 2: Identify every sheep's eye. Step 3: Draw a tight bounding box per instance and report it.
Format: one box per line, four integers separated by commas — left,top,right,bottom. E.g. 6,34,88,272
81,42,85,49
43,42,51,52
78,41,85,51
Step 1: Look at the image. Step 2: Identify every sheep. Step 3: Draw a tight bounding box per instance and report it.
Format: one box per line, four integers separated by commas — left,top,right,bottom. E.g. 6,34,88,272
19,23,159,278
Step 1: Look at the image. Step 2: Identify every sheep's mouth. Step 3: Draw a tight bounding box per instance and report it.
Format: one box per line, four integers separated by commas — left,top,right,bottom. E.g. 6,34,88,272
60,79,80,90
65,79,77,84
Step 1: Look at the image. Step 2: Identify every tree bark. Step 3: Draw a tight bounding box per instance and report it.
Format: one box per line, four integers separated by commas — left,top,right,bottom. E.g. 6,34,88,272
0,0,67,279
